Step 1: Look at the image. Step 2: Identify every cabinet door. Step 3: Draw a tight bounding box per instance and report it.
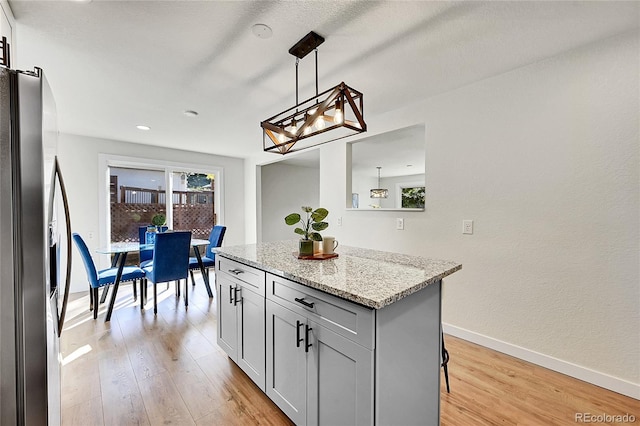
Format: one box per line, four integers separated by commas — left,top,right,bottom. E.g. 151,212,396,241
237,284,266,391
266,300,307,426
307,320,374,426
217,275,238,361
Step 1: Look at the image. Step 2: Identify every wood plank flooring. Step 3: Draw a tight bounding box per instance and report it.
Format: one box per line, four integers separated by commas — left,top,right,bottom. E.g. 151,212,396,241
61,275,638,425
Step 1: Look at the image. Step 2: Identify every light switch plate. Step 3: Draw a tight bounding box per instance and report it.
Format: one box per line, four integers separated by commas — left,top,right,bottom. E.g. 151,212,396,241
396,218,404,230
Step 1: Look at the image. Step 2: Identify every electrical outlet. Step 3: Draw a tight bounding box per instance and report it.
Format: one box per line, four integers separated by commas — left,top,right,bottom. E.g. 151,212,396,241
336,217,342,226
396,218,404,230
462,220,473,235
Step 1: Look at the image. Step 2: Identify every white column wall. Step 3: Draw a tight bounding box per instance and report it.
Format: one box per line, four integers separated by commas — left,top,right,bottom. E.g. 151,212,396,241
260,163,320,243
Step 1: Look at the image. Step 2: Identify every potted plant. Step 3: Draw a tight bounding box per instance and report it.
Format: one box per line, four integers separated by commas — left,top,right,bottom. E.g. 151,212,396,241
145,213,167,244
285,206,329,256
151,213,166,227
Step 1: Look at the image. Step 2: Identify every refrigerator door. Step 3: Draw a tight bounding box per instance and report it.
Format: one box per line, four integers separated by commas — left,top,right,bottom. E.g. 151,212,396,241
0,67,64,425
43,71,64,426
0,65,19,426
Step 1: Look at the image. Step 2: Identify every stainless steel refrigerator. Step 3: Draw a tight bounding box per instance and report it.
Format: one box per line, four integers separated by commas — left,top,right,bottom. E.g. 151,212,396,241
0,65,72,425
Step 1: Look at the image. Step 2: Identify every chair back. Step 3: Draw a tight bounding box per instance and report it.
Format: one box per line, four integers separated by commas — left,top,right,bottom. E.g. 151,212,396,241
149,231,191,283
206,225,227,258
72,233,98,288
139,225,169,262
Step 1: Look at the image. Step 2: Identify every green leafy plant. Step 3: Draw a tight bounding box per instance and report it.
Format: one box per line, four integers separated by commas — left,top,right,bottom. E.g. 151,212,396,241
401,187,426,208
284,206,329,241
151,213,166,226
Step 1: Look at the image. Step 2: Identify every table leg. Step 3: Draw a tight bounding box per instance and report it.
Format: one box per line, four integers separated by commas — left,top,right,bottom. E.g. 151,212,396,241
100,252,121,304
105,252,127,322
193,246,213,298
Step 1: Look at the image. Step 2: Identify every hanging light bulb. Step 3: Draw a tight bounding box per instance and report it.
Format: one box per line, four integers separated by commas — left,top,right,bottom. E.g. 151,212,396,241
290,118,298,135
315,115,326,130
278,130,285,143
334,100,343,124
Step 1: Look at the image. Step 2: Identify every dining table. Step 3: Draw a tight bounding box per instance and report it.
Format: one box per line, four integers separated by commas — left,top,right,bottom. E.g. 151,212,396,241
96,237,212,322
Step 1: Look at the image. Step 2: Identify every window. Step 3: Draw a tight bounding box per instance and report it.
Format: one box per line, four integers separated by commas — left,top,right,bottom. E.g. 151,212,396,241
109,167,166,242
99,155,223,246
170,171,216,240
401,186,425,209
395,182,425,209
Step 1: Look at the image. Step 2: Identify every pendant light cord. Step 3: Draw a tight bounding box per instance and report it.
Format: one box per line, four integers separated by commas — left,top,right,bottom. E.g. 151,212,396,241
295,58,299,107
315,49,318,97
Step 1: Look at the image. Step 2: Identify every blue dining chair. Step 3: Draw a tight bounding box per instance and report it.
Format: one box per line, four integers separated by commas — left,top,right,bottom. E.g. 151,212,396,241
138,225,168,268
72,233,145,320
188,225,226,287
142,231,191,314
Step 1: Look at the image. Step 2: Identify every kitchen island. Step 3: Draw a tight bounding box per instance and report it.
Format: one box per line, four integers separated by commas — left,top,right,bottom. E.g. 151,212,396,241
215,240,462,425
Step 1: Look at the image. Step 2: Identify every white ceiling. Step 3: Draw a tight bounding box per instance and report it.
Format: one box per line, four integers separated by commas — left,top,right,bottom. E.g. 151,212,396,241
8,1,639,161
351,124,425,178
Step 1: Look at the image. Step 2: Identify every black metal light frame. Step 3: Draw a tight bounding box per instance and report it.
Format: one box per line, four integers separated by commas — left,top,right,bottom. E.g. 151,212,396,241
261,31,367,155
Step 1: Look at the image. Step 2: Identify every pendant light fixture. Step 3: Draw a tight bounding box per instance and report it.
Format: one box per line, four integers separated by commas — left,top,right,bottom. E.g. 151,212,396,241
370,167,388,199
261,31,367,155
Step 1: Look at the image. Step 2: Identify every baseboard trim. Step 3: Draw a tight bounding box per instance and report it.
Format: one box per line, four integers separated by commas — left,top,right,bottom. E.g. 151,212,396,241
442,323,640,400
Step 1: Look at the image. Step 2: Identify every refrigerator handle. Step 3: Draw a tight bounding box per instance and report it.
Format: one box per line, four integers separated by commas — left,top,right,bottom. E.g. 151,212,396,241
53,157,72,336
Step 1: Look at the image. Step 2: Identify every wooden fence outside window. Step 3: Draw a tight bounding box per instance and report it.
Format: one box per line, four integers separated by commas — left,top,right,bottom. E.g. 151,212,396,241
111,186,215,242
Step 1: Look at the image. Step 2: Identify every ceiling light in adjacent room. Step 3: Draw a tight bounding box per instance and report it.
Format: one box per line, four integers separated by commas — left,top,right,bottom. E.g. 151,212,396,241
370,167,389,199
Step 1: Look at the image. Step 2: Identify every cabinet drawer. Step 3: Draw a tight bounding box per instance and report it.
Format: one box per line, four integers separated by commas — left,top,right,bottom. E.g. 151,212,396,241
266,273,374,350
217,257,265,296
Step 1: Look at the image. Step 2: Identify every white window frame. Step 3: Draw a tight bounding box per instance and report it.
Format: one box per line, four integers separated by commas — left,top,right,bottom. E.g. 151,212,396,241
98,153,224,253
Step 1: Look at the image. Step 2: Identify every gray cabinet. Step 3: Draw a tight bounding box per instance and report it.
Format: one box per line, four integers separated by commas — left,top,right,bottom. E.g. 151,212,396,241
216,258,266,391
306,318,373,426
265,299,307,425
217,255,444,425
266,275,374,426
217,274,238,358
236,280,266,389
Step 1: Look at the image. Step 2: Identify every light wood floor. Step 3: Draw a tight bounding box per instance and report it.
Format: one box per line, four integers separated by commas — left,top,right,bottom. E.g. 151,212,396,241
61,275,638,425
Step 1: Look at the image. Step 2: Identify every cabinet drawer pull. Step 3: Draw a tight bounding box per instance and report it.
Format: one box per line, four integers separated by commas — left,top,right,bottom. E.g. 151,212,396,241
305,324,313,353
294,297,315,309
228,268,244,275
296,320,304,348
229,285,234,304
233,287,241,306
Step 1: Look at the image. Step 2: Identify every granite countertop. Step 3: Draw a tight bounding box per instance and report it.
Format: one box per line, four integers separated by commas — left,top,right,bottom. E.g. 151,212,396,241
215,240,462,309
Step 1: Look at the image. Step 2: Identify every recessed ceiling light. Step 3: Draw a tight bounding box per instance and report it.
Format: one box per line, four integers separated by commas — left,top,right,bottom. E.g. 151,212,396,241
252,24,273,39
183,110,199,117
406,164,413,167
136,125,150,131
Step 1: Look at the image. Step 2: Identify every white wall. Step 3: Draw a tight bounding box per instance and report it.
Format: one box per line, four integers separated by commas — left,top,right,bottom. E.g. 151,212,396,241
58,133,245,293
351,171,378,208
0,1,15,65
251,31,640,396
260,163,320,242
